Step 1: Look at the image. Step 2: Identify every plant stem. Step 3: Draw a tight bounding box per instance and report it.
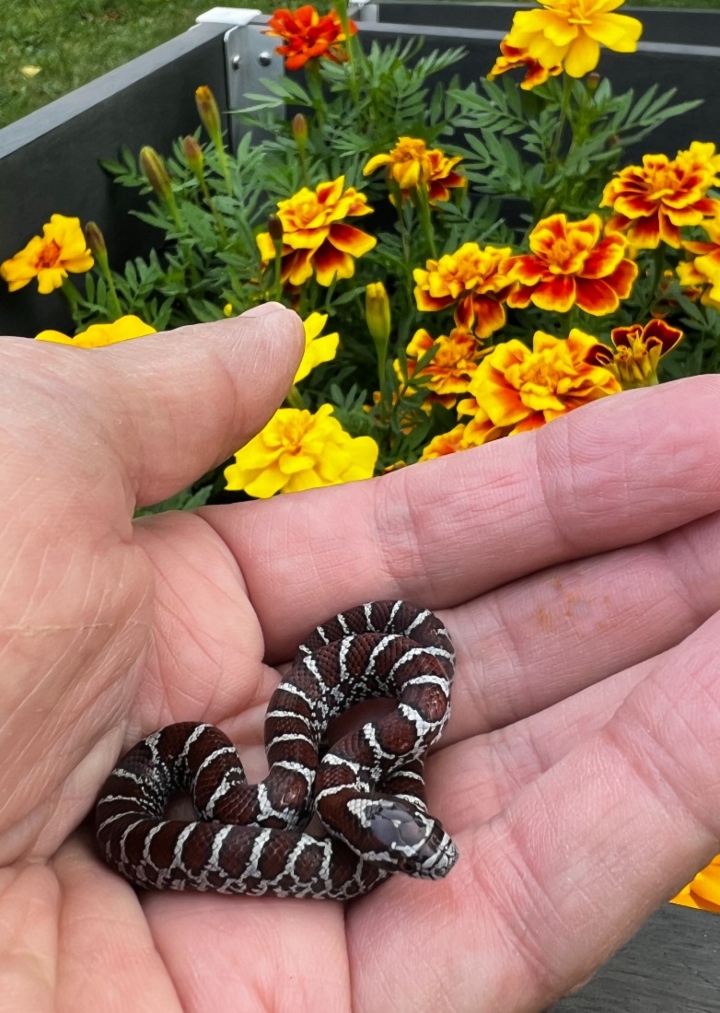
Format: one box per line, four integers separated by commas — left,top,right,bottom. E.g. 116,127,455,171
549,74,574,175
415,184,437,259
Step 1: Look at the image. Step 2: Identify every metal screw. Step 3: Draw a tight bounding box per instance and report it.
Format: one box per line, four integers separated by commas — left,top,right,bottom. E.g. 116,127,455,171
258,51,273,66
231,54,241,70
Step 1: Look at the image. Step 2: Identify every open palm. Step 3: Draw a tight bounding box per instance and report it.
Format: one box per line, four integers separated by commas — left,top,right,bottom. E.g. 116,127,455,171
1,304,719,1013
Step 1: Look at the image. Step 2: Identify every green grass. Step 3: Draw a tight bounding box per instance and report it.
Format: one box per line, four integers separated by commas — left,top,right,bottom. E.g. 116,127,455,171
0,0,271,128
2,0,720,127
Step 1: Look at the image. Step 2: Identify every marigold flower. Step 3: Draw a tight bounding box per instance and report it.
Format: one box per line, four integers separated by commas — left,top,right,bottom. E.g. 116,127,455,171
294,312,339,383
224,403,378,497
256,176,376,287
414,243,515,339
488,37,562,90
672,855,720,914
35,315,157,347
400,328,487,408
677,214,720,306
508,213,636,315
419,413,501,460
466,329,620,434
601,142,720,249
363,137,465,203
593,319,683,388
504,0,643,78
1,214,93,294
264,5,357,71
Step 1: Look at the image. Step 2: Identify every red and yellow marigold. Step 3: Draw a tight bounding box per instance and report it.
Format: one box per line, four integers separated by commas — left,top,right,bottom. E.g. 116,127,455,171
264,5,357,70
593,318,683,388
601,142,720,249
363,137,465,203
224,404,378,497
1,214,94,294
400,327,487,408
503,0,643,79
677,214,720,307
508,213,637,315
257,176,376,287
414,243,516,339
464,329,621,434
488,37,562,90
35,315,156,346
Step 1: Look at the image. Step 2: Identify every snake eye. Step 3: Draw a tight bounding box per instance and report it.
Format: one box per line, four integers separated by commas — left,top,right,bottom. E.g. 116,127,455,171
366,802,428,854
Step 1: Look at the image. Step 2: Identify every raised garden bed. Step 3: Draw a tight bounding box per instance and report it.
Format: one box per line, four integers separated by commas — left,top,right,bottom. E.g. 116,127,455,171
1,5,719,1008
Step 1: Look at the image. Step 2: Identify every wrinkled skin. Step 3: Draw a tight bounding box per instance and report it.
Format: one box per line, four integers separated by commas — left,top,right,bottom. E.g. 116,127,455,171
1,302,720,1013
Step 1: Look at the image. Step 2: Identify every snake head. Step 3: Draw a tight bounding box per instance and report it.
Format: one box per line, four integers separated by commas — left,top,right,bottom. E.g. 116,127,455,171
355,799,459,879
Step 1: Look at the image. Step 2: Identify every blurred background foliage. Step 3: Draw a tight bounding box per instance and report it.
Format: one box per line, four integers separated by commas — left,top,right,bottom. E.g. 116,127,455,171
2,0,719,128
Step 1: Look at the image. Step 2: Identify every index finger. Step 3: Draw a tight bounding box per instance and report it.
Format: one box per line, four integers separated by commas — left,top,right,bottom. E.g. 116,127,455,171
201,375,720,660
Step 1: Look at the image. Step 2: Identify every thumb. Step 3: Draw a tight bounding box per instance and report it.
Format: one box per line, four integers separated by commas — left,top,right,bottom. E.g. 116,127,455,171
82,303,303,506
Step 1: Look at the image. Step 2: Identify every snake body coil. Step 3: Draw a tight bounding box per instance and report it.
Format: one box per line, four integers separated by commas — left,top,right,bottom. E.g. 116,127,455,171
95,600,458,899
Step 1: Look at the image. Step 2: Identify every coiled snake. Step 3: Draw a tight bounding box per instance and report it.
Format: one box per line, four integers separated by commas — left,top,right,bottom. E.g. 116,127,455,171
95,600,458,899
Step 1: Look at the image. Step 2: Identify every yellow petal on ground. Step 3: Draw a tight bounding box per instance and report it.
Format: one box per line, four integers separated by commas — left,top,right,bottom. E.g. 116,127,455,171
21,65,42,78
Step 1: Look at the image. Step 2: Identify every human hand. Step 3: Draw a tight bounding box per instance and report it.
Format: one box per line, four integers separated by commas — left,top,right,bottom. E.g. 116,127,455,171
1,305,719,1012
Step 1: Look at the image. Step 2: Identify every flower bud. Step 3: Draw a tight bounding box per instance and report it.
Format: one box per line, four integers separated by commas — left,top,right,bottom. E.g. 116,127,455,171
365,280,391,370
182,135,205,178
267,213,284,245
84,221,107,259
139,146,173,203
195,85,223,148
292,113,308,151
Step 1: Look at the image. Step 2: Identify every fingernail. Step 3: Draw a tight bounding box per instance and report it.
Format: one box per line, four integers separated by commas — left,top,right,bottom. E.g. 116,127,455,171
242,302,288,318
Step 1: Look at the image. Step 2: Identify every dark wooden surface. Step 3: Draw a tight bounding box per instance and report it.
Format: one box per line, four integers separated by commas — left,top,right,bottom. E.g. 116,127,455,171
551,906,720,1012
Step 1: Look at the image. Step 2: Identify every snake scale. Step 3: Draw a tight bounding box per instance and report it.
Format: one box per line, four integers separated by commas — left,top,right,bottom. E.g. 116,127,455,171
95,600,458,899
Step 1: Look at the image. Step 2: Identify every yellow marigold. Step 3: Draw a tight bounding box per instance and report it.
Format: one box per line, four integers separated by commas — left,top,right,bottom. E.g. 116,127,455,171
488,37,562,90
35,315,156,347
508,213,637,315
1,214,93,294
224,403,378,497
363,137,465,203
466,329,621,434
294,312,339,383
601,142,720,249
672,854,720,914
504,0,643,78
677,214,720,306
256,176,376,287
413,243,516,339
400,327,487,408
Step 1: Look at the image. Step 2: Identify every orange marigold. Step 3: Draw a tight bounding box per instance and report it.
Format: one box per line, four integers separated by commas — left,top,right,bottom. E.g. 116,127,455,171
600,142,720,249
508,213,637,315
400,327,487,408
413,243,516,339
672,854,720,915
256,176,376,287
465,329,621,434
363,137,465,203
264,5,356,71
420,414,501,460
488,37,562,90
